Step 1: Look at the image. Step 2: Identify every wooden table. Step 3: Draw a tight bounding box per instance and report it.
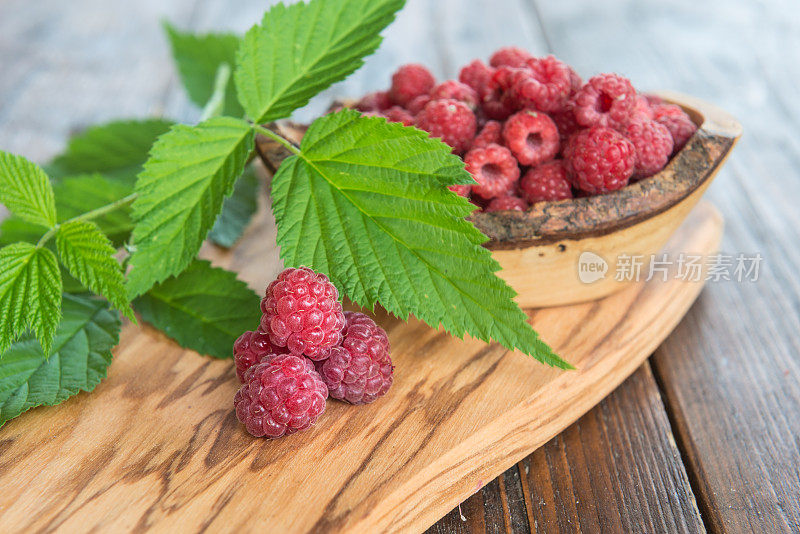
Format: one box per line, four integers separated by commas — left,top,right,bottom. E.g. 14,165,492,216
1,1,798,532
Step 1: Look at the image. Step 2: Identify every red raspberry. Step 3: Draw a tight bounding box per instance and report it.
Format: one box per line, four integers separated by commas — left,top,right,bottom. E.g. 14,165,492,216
629,94,654,123
233,330,287,382
448,184,471,198
623,120,674,178
465,143,521,199
644,94,664,106
489,46,533,68
471,120,503,150
260,267,345,361
513,56,572,112
389,64,435,107
430,80,479,108
567,66,583,97
384,106,414,126
519,161,574,203
550,103,581,144
316,312,392,405
652,104,697,153
355,91,391,112
502,110,560,166
459,59,495,99
407,94,432,115
415,99,477,154
485,195,528,212
573,73,636,129
564,126,636,194
481,94,517,121
234,354,328,438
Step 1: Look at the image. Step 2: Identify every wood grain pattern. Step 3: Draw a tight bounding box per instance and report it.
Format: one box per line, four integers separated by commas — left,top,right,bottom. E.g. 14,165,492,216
0,201,721,533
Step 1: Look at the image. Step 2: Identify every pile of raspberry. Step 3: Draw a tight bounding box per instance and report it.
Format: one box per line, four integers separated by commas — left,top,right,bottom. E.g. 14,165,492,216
354,48,697,211
232,267,393,439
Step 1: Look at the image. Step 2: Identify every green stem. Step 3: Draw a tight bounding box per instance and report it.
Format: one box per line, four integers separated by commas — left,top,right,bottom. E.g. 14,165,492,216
36,192,138,248
200,63,231,121
254,124,301,155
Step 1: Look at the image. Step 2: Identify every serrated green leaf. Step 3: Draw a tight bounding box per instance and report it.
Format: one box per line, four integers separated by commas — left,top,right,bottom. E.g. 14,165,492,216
134,259,261,358
0,294,120,427
234,0,404,123
0,243,62,355
56,221,133,320
0,151,57,228
48,119,174,184
164,22,244,118
126,116,254,298
272,111,569,368
208,164,259,247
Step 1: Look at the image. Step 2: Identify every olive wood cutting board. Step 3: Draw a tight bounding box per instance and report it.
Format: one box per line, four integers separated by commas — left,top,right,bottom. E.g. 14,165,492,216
0,200,723,533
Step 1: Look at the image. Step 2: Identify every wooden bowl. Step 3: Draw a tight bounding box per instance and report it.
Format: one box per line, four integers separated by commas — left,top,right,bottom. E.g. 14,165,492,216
256,91,741,308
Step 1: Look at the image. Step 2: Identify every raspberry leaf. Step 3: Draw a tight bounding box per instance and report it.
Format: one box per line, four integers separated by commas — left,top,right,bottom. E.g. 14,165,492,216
133,260,262,358
271,111,570,368
0,294,120,428
234,0,404,123
56,221,133,320
0,243,62,355
126,117,254,299
209,163,259,248
0,151,57,229
163,22,244,118
47,119,174,184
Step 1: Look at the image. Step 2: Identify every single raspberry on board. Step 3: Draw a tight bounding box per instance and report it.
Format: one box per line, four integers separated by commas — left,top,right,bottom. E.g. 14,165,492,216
448,184,471,198
233,330,287,383
573,73,636,129
485,195,529,212
519,161,574,203
623,120,674,178
564,126,636,194
384,106,415,126
407,94,432,115
459,59,495,99
260,267,345,361
471,120,503,149
316,312,393,405
355,91,392,112
415,99,477,154
465,143,521,199
489,46,533,68
513,55,572,112
234,354,328,439
389,64,435,106
502,110,560,166
652,103,697,153
430,80,479,108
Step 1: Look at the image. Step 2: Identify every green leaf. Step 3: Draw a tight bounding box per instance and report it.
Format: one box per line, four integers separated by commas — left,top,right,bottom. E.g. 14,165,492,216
0,294,120,428
234,0,404,123
56,221,133,320
0,217,48,247
126,116,254,298
163,22,243,118
134,260,261,358
208,164,259,247
0,243,62,355
0,151,57,228
48,119,174,184
272,111,569,368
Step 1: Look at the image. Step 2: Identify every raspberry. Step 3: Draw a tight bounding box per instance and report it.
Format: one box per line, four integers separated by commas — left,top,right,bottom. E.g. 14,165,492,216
485,195,528,212
550,103,581,144
389,64,435,107
489,46,533,68
407,94,432,115
260,267,345,361
384,106,414,126
480,94,516,121
465,143,521,199
623,120,673,178
233,330,287,382
415,99,477,154
459,59,494,99
573,73,636,129
316,312,392,405
234,354,328,438
567,66,583,97
471,120,503,149
519,161,574,203
629,94,654,123
448,184,471,198
652,104,697,153
502,110,560,166
355,91,391,112
430,80,479,108
564,126,636,194
513,55,572,112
